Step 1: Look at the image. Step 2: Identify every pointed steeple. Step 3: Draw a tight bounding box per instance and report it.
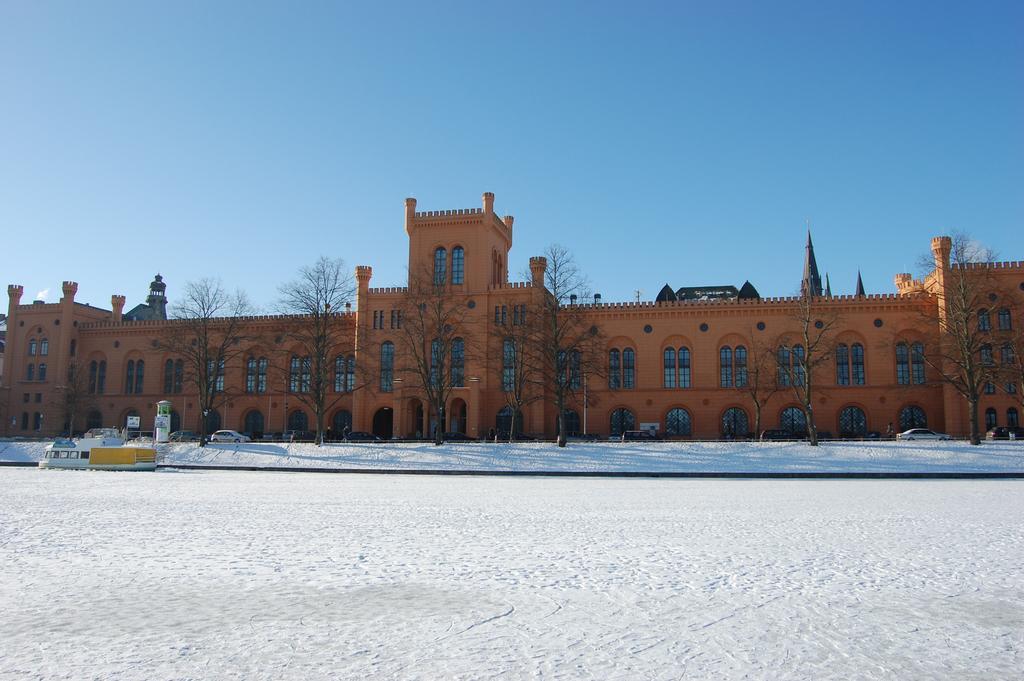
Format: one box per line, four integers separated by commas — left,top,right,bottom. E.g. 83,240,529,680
855,270,865,297
801,230,823,297
824,273,832,297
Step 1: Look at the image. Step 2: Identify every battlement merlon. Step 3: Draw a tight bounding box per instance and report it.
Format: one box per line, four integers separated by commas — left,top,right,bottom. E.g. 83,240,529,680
404,192,513,247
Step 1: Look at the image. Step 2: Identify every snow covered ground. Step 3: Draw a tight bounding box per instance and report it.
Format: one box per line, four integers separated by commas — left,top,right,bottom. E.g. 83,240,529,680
1,468,1021,679
3,438,1024,473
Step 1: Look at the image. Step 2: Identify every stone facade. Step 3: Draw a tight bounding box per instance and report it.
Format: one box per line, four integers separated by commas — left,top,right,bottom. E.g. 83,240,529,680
3,192,1022,439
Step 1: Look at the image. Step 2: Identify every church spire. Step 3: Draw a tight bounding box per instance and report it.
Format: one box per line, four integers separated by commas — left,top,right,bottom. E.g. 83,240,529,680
824,273,832,297
855,270,865,297
801,230,823,297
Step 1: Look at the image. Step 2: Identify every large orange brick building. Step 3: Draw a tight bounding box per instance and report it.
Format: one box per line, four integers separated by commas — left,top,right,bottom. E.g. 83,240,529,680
3,192,1021,440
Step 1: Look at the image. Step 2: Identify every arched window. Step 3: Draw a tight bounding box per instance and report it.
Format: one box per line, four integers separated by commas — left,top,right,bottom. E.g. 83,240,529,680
777,346,791,386
608,349,621,389
665,408,692,437
720,346,733,387
258,358,268,393
26,364,34,381
243,411,265,438
289,356,310,393
780,407,807,435
836,344,850,385
89,361,98,394
622,348,635,389
899,405,927,430
433,247,447,285
851,344,865,385
980,344,994,366
895,343,909,384
451,338,465,387
569,350,581,389
86,410,103,430
207,359,225,392
429,339,442,388
1008,408,1020,428
984,407,997,430
165,359,175,394
910,343,925,384
1002,344,1015,366
98,361,107,393
332,410,353,436
977,309,991,331
126,360,135,393
40,338,49,356
610,408,635,436
287,410,308,432
735,346,748,388
451,247,464,285
997,308,1011,331
722,407,749,438
37,363,46,381
380,342,394,392
248,357,259,393
557,410,581,438
334,355,347,393
496,406,523,438
345,356,355,392
28,339,37,356
678,347,691,388
134,360,144,394
792,345,805,386
839,406,867,437
663,348,676,388
502,338,515,392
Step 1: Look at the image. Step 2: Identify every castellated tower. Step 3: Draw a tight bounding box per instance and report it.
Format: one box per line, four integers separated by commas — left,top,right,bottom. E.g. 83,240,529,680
403,192,514,291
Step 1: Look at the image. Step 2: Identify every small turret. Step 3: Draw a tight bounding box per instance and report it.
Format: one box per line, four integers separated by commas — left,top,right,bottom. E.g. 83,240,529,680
111,295,126,322
8,284,24,306
404,197,417,235
931,236,952,270
482,191,495,215
61,281,79,303
529,256,547,288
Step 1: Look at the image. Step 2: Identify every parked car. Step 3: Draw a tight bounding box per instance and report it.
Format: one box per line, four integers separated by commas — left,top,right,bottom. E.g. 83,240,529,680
169,430,201,442
985,426,1024,441
760,429,796,441
442,431,476,442
614,430,660,441
209,429,251,443
345,431,382,442
282,430,315,442
896,428,952,441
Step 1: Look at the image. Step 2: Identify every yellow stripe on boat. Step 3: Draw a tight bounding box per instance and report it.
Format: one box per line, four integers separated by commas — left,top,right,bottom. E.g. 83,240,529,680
90,447,157,465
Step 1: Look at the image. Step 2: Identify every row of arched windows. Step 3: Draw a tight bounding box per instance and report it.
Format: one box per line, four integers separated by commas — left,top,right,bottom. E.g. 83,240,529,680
25,363,47,381
985,407,1020,429
978,308,1012,332
433,246,466,285
895,342,926,385
27,338,49,357
608,348,636,389
247,357,269,394
164,359,184,394
334,355,355,393
835,343,865,385
125,360,145,394
720,346,748,388
88,360,107,394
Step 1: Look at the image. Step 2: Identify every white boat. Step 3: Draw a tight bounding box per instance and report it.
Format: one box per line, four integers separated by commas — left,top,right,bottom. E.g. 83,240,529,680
40,428,158,471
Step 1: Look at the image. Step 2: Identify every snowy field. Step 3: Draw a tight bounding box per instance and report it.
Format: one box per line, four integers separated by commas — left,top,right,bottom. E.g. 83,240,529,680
3,438,1024,473
1,468,1021,680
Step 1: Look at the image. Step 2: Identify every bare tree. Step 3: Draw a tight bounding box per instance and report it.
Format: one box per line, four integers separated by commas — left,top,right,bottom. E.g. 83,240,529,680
54,361,95,436
394,265,471,445
277,257,356,445
775,294,839,446
157,278,252,446
491,304,544,442
918,233,1000,444
739,330,781,439
533,245,604,447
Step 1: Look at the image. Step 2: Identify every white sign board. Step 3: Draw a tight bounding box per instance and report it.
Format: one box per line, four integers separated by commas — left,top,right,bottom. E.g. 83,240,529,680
126,415,141,429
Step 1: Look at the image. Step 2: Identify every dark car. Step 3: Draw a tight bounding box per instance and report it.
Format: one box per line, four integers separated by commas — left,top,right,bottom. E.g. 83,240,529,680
759,429,801,441
616,430,660,441
345,431,382,442
169,430,201,442
986,426,1024,441
282,430,315,442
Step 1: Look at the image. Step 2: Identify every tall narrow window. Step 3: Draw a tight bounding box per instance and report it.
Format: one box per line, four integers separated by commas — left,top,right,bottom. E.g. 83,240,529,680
836,344,850,385
289,356,309,393
569,350,581,389
209,359,225,392
978,309,991,331
345,356,354,392
792,345,805,386
69,339,76,357
258,358,268,393
608,349,621,389
502,338,515,392
735,346,748,388
134,360,144,393
97,361,106,393
719,346,733,387
380,342,394,392
89,361,98,394
851,344,865,385
334,356,346,392
985,408,997,430
997,308,1011,331
165,359,174,394
27,364,35,381
451,247,464,285
247,357,259,393
126,360,136,393
430,339,442,388
777,346,791,387
622,348,635,389
28,340,37,356
980,344,994,366
896,343,910,384
174,360,184,393
679,347,691,388
38,363,47,381
40,339,48,356
451,338,465,387
663,348,676,388
1008,408,1020,427
433,247,447,285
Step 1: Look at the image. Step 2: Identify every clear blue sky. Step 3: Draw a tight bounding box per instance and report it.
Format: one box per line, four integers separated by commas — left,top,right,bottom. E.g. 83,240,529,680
2,1,1021,311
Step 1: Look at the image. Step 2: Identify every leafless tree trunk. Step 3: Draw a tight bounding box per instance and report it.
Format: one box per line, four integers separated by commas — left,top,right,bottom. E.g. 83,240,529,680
919,233,1000,444
740,330,781,439
54,361,95,436
775,294,839,446
492,306,544,442
276,257,356,445
157,278,252,446
395,265,471,445
533,245,604,447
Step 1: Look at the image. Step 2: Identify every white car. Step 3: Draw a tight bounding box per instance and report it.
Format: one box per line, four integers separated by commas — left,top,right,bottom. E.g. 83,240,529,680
896,428,952,441
209,430,251,443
